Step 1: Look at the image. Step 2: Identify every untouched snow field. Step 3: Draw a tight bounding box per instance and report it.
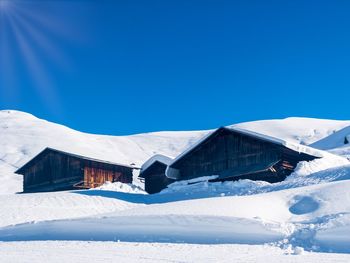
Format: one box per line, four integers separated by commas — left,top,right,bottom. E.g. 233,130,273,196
1,110,350,262
1,242,350,263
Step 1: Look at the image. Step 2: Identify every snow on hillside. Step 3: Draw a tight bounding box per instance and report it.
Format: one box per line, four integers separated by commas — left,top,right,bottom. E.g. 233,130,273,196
1,110,349,194
311,126,350,150
311,126,350,158
0,110,206,193
233,117,350,145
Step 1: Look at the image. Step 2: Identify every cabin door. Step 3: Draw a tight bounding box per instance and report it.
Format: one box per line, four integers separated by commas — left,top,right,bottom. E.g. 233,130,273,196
84,167,94,188
84,167,118,188
84,167,105,188
106,173,114,183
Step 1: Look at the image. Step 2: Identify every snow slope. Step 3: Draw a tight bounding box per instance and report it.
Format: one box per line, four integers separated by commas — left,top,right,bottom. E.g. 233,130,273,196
0,110,206,193
232,117,350,146
1,110,349,194
311,126,350,158
0,190,143,228
1,111,350,261
311,126,350,150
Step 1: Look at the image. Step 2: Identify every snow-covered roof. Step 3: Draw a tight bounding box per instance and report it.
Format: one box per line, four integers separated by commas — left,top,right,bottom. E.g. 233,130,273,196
167,127,328,169
140,154,173,174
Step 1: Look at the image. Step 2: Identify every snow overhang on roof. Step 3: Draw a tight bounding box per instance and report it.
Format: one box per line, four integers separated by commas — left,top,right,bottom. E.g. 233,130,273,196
140,154,173,176
165,126,328,179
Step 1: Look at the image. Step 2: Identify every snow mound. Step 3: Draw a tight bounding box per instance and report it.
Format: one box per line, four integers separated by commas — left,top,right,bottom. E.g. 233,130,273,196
93,181,146,194
288,154,349,177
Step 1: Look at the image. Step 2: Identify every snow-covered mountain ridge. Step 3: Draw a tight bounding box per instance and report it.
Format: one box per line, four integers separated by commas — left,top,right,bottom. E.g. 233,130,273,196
1,110,350,194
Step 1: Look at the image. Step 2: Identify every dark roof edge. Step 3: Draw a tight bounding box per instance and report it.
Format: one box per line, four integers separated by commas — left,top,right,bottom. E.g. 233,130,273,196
167,126,323,169
15,147,139,174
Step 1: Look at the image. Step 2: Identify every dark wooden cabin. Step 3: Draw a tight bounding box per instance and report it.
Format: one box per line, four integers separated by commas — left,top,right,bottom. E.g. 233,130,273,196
166,127,320,183
15,147,137,193
139,155,175,194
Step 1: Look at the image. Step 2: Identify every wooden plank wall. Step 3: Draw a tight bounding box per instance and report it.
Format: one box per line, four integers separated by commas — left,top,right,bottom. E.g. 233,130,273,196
22,150,133,192
174,130,282,179
141,162,175,194
23,151,84,192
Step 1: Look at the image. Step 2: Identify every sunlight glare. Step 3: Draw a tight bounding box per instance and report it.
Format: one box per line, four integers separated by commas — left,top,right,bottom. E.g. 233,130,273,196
0,0,10,10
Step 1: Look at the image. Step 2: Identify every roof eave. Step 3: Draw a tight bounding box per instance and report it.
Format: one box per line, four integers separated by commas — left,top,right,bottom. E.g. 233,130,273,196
168,126,322,169
14,147,140,174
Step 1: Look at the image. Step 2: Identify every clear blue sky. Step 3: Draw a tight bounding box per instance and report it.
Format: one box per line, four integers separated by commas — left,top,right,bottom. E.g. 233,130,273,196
0,0,350,135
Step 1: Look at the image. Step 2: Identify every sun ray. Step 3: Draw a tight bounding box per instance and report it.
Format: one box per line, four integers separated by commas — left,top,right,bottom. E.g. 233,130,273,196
0,2,19,104
0,0,92,116
9,9,71,70
0,41,18,103
11,1,85,43
0,0,10,11
0,0,91,115
6,10,62,114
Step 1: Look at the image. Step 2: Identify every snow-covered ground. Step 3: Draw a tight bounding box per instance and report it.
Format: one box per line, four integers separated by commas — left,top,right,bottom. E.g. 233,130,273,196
1,110,350,262
1,242,350,263
1,167,350,252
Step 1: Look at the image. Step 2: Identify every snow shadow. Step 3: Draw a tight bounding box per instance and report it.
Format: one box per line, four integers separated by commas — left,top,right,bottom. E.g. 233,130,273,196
289,196,320,215
74,189,236,205
74,190,148,204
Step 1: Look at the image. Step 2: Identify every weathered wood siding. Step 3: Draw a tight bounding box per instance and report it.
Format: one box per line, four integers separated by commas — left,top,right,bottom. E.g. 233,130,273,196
171,129,315,182
23,152,54,191
22,151,83,192
140,161,174,194
20,149,134,193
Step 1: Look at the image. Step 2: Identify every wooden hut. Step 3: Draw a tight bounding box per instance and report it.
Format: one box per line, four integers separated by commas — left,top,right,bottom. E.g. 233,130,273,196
166,127,321,183
15,147,137,193
139,155,175,194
